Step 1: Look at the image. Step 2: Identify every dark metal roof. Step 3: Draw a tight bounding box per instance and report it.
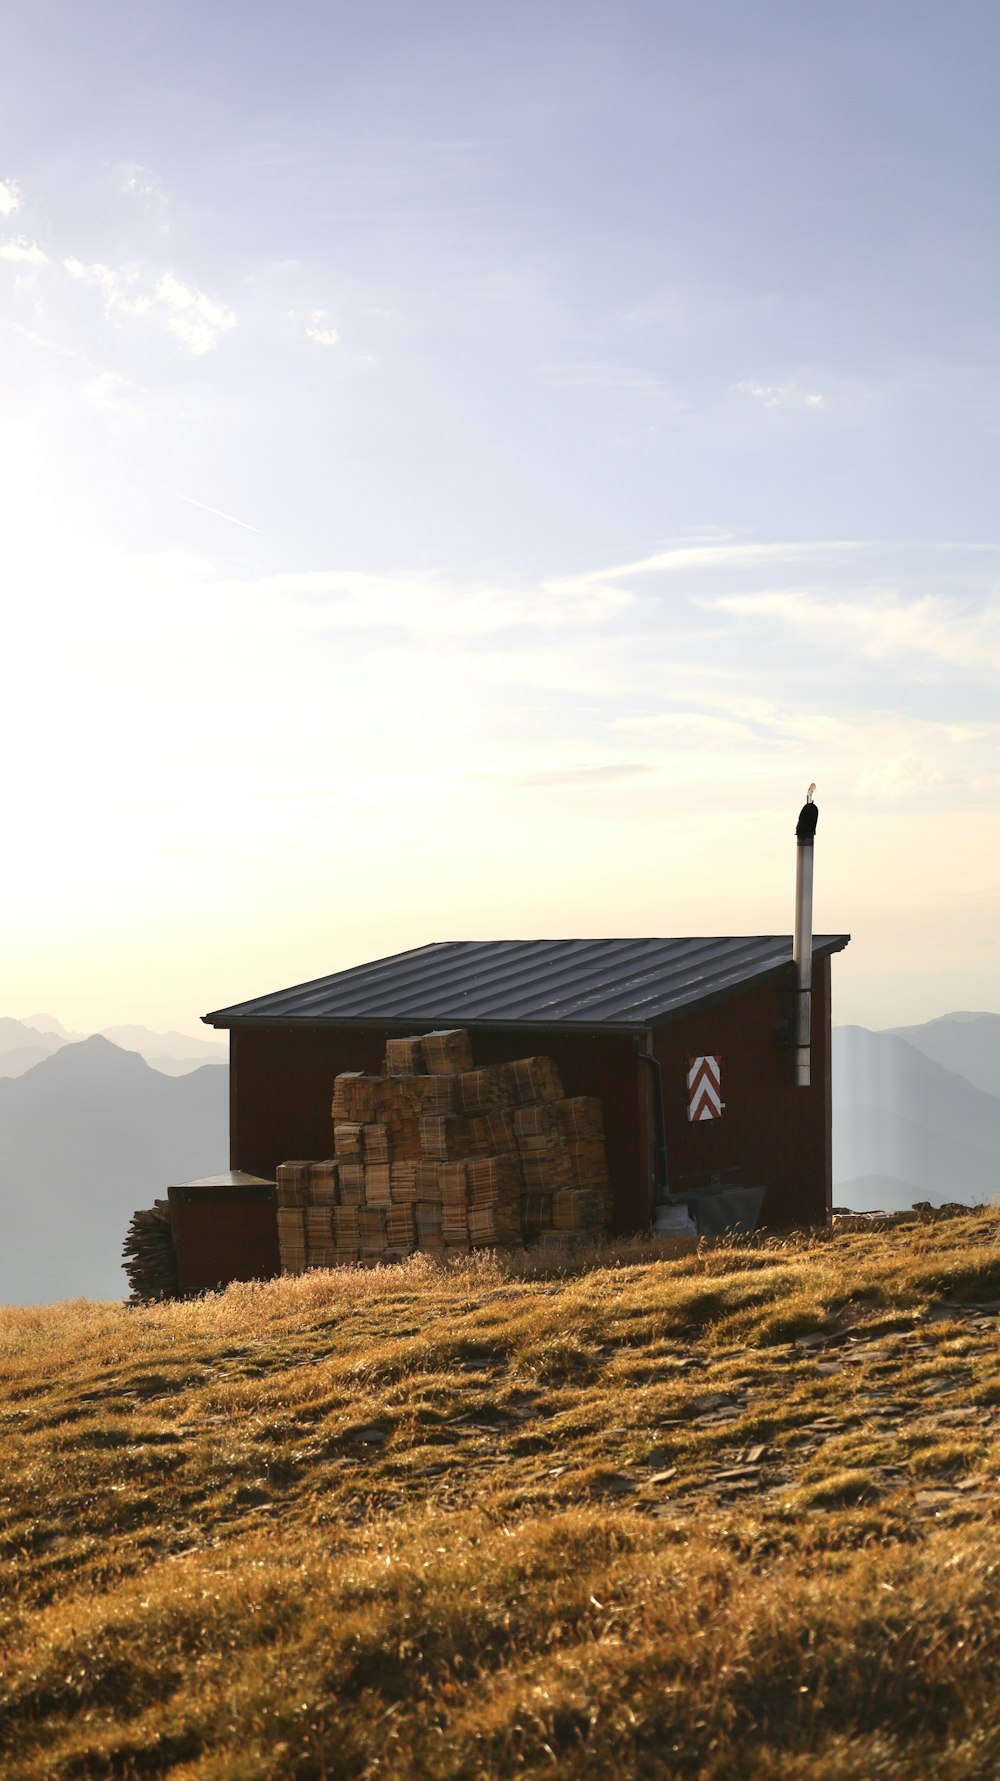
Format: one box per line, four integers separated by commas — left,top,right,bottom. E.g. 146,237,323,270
203,935,850,1032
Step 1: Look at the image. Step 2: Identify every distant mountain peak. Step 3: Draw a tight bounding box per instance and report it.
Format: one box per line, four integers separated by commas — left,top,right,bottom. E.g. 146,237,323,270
0,1018,65,1060
37,1035,152,1076
921,1011,998,1027
21,1013,82,1039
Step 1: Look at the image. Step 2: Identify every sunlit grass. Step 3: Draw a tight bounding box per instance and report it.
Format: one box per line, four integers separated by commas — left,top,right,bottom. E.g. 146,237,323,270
3,1214,1000,1775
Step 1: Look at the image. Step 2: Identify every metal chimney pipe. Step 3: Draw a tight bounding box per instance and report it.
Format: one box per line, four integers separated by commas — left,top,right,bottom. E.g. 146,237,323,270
793,784,818,1088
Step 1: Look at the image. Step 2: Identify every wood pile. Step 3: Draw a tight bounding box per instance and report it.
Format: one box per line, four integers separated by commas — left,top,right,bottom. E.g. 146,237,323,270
274,1029,612,1274
121,1199,178,1303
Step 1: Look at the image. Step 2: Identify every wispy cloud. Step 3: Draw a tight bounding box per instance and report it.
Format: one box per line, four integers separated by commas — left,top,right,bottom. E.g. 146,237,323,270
64,257,155,316
113,162,169,221
64,257,236,353
0,317,138,389
540,358,677,400
736,379,824,410
517,763,652,787
155,271,236,353
572,538,866,585
610,693,1000,817
703,587,1000,677
613,710,758,745
0,236,47,264
240,566,634,637
171,491,261,534
855,754,945,799
300,308,339,347
0,179,22,217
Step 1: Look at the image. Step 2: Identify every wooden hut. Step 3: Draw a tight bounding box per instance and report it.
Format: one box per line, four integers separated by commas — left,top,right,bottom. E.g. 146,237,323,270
202,935,849,1240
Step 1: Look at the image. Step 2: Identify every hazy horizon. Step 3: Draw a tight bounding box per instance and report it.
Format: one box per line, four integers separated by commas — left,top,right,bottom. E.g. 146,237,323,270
4,1000,1000,1052
3,2,998,1030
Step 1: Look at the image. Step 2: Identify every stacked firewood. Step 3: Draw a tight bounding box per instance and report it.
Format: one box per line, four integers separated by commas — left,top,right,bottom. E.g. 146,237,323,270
121,1199,178,1303
275,1029,611,1273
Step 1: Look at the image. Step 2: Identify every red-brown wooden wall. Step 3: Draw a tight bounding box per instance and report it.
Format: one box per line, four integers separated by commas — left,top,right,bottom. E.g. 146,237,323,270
652,956,832,1228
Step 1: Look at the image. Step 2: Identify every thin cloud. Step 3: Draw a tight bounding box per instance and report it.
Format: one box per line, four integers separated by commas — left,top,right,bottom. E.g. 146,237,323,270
704,587,1000,677
517,764,652,787
611,694,994,814
0,236,47,264
240,567,633,636
121,165,160,200
113,162,169,219
301,308,339,347
64,257,236,353
64,257,153,316
0,179,21,217
571,538,867,586
614,710,756,745
855,754,945,799
540,358,677,400
0,316,138,386
156,271,236,354
736,380,824,410
171,491,261,534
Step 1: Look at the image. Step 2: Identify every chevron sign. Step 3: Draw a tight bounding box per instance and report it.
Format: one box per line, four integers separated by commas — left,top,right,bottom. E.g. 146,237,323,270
687,1055,723,1121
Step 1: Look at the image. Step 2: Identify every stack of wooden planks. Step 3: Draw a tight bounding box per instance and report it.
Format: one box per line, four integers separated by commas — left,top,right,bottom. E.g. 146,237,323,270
274,1029,611,1273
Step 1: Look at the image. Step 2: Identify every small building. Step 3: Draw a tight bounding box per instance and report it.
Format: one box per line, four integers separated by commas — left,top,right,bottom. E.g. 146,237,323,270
203,934,849,1235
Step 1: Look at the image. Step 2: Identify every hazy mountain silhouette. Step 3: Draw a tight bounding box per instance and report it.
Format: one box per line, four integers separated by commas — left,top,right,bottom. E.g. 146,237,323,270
0,1018,64,1077
0,1045,59,1078
0,1017,63,1053
886,1012,1000,1099
833,1025,1000,1210
18,1013,82,1040
99,1024,227,1064
2,1015,227,1079
0,1037,227,1305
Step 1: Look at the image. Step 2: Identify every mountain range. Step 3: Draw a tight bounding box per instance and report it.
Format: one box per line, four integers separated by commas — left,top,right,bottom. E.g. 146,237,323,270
886,1012,1000,1099
0,1036,228,1305
0,1014,227,1078
833,1013,1000,1212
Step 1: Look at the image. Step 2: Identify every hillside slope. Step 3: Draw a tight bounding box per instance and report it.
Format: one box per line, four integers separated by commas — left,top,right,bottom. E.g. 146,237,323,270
4,1217,1000,1778
0,1038,227,1305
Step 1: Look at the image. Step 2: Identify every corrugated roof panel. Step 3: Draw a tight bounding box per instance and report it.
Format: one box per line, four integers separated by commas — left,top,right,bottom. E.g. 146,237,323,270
204,935,850,1030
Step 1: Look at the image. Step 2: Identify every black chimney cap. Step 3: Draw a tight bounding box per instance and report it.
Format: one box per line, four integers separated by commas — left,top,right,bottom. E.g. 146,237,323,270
796,791,818,840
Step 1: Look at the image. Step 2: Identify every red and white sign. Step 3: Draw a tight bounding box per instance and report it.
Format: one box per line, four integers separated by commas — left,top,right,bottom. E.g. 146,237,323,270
687,1055,722,1122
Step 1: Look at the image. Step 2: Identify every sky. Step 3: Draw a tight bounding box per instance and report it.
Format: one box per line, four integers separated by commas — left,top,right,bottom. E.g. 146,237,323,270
2,0,999,1038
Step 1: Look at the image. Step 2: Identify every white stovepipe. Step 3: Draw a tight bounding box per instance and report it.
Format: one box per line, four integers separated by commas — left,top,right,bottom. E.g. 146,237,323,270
793,838,814,1088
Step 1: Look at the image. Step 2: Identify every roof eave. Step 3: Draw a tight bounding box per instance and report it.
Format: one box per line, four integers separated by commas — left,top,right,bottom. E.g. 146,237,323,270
204,1013,655,1036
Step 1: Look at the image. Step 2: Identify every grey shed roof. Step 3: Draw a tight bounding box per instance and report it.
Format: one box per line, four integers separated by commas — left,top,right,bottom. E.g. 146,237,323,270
203,935,850,1033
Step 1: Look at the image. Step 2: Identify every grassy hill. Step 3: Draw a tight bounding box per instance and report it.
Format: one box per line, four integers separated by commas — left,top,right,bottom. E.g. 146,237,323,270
5,1216,1000,1777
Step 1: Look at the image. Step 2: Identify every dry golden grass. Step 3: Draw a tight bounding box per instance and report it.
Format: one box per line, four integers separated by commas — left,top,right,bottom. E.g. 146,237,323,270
4,1214,1000,1776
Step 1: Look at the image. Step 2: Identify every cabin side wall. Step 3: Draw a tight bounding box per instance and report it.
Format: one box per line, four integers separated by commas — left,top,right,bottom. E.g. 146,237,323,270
652,958,832,1227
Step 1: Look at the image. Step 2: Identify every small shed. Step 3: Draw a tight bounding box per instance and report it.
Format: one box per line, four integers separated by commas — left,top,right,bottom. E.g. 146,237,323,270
203,934,849,1234
168,1172,279,1293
